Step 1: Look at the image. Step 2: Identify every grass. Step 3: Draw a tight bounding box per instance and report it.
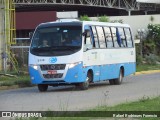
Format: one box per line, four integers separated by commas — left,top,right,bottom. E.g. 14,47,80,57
14,96,160,120
0,75,27,81
136,64,160,72
14,116,112,120
93,96,160,111
0,74,32,89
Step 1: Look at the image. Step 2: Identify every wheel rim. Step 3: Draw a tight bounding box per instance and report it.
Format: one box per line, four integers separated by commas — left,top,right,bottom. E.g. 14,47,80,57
119,70,123,82
79,72,92,90
85,76,89,86
88,72,92,82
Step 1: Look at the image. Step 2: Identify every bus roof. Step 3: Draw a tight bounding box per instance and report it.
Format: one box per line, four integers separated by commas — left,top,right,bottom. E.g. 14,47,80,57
37,21,82,28
82,21,130,27
37,19,130,28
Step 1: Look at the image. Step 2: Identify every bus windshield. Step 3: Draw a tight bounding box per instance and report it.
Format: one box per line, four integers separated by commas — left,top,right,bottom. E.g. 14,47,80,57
30,25,82,56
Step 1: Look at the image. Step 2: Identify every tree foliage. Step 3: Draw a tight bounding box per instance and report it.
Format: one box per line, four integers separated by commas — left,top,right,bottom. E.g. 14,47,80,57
145,24,160,55
136,24,160,65
80,15,110,22
80,15,91,21
98,15,109,22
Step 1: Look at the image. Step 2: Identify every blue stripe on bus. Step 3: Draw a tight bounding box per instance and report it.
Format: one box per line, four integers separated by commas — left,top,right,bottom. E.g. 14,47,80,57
83,62,136,82
29,66,43,84
64,62,85,83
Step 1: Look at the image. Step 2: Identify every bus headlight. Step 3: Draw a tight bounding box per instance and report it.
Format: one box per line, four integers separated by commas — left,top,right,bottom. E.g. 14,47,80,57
69,62,81,69
30,64,38,70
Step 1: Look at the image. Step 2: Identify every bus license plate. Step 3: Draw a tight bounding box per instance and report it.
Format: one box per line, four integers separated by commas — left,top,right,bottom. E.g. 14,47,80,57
47,70,57,74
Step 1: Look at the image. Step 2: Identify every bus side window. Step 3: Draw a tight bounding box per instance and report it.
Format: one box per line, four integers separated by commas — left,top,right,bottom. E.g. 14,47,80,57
103,27,113,48
96,26,106,48
124,28,133,47
117,28,127,47
91,26,99,48
111,27,119,48
84,29,92,50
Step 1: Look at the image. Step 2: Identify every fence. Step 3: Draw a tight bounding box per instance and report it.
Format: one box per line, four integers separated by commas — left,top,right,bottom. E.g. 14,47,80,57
10,38,30,71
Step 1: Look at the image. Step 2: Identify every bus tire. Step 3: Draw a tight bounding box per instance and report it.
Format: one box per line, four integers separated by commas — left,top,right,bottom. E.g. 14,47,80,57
79,72,92,90
109,79,115,85
38,84,48,92
114,69,123,85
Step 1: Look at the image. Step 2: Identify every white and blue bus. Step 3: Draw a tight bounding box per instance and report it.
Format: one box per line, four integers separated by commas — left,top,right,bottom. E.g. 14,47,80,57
29,19,136,91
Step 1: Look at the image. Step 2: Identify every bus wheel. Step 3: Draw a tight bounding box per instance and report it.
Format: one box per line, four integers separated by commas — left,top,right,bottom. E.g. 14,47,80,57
114,69,123,85
38,84,48,92
79,72,92,90
109,79,115,85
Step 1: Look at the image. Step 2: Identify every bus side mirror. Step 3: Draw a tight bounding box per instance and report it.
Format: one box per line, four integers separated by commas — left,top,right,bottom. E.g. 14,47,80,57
82,30,90,37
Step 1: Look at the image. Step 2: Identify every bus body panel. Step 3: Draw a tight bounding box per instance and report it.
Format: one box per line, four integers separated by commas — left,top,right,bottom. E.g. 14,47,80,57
83,48,136,81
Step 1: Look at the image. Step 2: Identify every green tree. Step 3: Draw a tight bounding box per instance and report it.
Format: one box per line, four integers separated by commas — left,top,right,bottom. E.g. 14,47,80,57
146,24,160,55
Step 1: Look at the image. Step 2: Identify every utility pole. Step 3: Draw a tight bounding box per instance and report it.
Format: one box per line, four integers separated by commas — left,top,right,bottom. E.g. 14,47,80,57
0,0,17,74
0,1,5,72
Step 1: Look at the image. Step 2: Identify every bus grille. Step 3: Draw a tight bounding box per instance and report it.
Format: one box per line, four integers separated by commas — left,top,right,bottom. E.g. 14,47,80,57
40,64,66,70
43,74,63,79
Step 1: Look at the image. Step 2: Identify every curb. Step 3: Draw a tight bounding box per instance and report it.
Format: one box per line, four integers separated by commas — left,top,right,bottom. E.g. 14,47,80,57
134,70,160,75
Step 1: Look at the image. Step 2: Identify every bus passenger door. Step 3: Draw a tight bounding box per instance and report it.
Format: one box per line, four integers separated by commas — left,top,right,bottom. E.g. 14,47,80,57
83,26,100,81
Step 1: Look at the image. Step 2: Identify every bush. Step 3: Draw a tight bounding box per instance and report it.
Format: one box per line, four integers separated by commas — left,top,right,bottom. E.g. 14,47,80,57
98,16,109,22
136,44,143,65
80,15,91,21
144,54,159,65
136,55,143,65
0,81,15,86
15,80,32,87
147,24,160,55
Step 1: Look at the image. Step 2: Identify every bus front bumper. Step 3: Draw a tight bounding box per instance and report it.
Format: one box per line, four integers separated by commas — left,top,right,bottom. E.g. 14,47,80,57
28,62,86,85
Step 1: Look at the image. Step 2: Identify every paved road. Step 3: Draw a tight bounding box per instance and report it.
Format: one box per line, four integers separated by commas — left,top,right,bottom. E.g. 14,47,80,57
0,73,160,111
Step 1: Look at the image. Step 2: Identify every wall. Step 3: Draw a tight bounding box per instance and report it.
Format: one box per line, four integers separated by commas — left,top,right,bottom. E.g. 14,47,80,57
57,11,78,19
16,11,57,30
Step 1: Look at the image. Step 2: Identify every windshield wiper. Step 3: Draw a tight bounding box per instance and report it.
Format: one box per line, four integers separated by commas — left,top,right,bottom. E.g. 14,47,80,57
31,47,50,52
